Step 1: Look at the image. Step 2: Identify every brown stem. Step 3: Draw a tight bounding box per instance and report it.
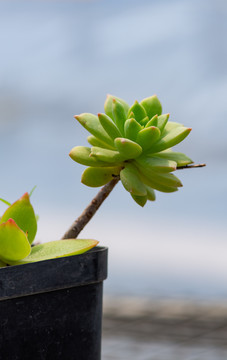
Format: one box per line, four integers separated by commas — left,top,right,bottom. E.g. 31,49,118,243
62,177,120,239
176,163,206,170
62,162,205,239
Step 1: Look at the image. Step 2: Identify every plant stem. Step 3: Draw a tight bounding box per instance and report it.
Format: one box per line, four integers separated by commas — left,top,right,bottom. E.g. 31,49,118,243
62,177,120,239
176,163,206,170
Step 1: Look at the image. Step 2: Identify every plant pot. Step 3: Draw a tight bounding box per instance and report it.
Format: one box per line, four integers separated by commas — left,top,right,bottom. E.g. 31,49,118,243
0,246,108,360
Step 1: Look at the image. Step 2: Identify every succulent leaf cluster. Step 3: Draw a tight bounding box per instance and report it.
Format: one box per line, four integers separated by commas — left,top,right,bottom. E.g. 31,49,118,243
0,193,98,266
70,95,193,206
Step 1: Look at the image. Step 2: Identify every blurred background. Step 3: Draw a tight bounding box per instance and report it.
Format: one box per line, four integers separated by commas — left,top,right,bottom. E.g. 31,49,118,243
0,0,227,358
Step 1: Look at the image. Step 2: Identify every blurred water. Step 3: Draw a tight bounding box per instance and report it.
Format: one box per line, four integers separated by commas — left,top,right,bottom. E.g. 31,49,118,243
0,0,227,300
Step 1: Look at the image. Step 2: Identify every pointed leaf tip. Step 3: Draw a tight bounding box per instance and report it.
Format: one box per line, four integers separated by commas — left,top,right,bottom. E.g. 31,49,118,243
21,192,30,200
6,218,17,226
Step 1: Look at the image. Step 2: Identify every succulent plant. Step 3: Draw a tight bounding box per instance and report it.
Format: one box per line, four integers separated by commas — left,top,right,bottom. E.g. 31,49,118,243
0,193,98,266
69,95,193,206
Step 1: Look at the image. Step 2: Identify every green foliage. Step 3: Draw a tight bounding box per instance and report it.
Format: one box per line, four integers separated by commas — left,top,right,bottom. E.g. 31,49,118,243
0,219,31,262
0,193,37,244
70,94,193,206
7,239,99,265
0,193,98,266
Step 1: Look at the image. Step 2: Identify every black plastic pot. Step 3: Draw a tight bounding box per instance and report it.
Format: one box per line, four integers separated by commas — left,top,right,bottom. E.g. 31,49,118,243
0,246,108,360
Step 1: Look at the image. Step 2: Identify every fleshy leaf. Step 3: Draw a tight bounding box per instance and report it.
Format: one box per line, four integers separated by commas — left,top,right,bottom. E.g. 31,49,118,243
104,94,129,120
131,194,147,207
0,219,31,262
136,156,177,173
98,113,121,140
8,239,99,265
90,147,125,164
136,126,161,151
140,95,162,119
75,113,114,147
120,163,147,196
124,118,143,141
135,161,182,188
70,94,194,206
112,99,127,136
127,101,147,123
81,167,121,187
145,115,158,128
87,135,115,150
69,146,115,167
148,127,191,154
0,193,37,244
155,149,193,166
157,114,169,133
138,169,179,193
145,186,156,201
139,116,149,126
114,138,142,159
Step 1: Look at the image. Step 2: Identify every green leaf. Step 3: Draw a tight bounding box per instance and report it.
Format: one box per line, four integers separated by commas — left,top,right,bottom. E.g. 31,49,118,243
124,118,143,141
104,94,129,120
112,99,127,136
29,186,37,197
145,186,156,201
98,113,121,140
0,198,11,206
0,193,37,244
136,156,177,173
147,127,191,154
164,121,183,132
136,126,161,151
69,146,115,167
87,136,115,150
137,167,180,193
0,219,31,262
140,95,162,119
127,101,147,123
139,116,149,126
145,115,158,128
114,138,142,159
120,163,147,196
155,149,193,167
81,167,120,187
156,114,169,133
8,239,99,265
90,147,125,164
131,194,147,207
135,160,182,188
75,113,114,147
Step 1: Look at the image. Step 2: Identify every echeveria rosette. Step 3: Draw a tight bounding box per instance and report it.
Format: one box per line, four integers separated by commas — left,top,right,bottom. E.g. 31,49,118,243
0,193,98,266
70,95,193,207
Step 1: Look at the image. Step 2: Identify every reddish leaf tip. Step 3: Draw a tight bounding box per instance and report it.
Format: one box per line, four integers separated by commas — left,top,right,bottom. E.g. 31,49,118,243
21,192,30,201
4,218,18,228
7,218,15,224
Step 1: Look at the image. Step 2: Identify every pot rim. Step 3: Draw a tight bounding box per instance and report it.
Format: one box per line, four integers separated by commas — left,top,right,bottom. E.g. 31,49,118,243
0,246,108,301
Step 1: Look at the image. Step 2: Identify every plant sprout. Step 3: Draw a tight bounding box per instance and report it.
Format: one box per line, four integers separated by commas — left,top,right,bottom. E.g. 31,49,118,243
0,193,98,267
63,94,205,239
0,94,205,267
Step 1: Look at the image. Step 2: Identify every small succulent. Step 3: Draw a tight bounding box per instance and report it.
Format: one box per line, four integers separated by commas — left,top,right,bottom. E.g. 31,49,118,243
0,192,98,267
70,95,193,206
